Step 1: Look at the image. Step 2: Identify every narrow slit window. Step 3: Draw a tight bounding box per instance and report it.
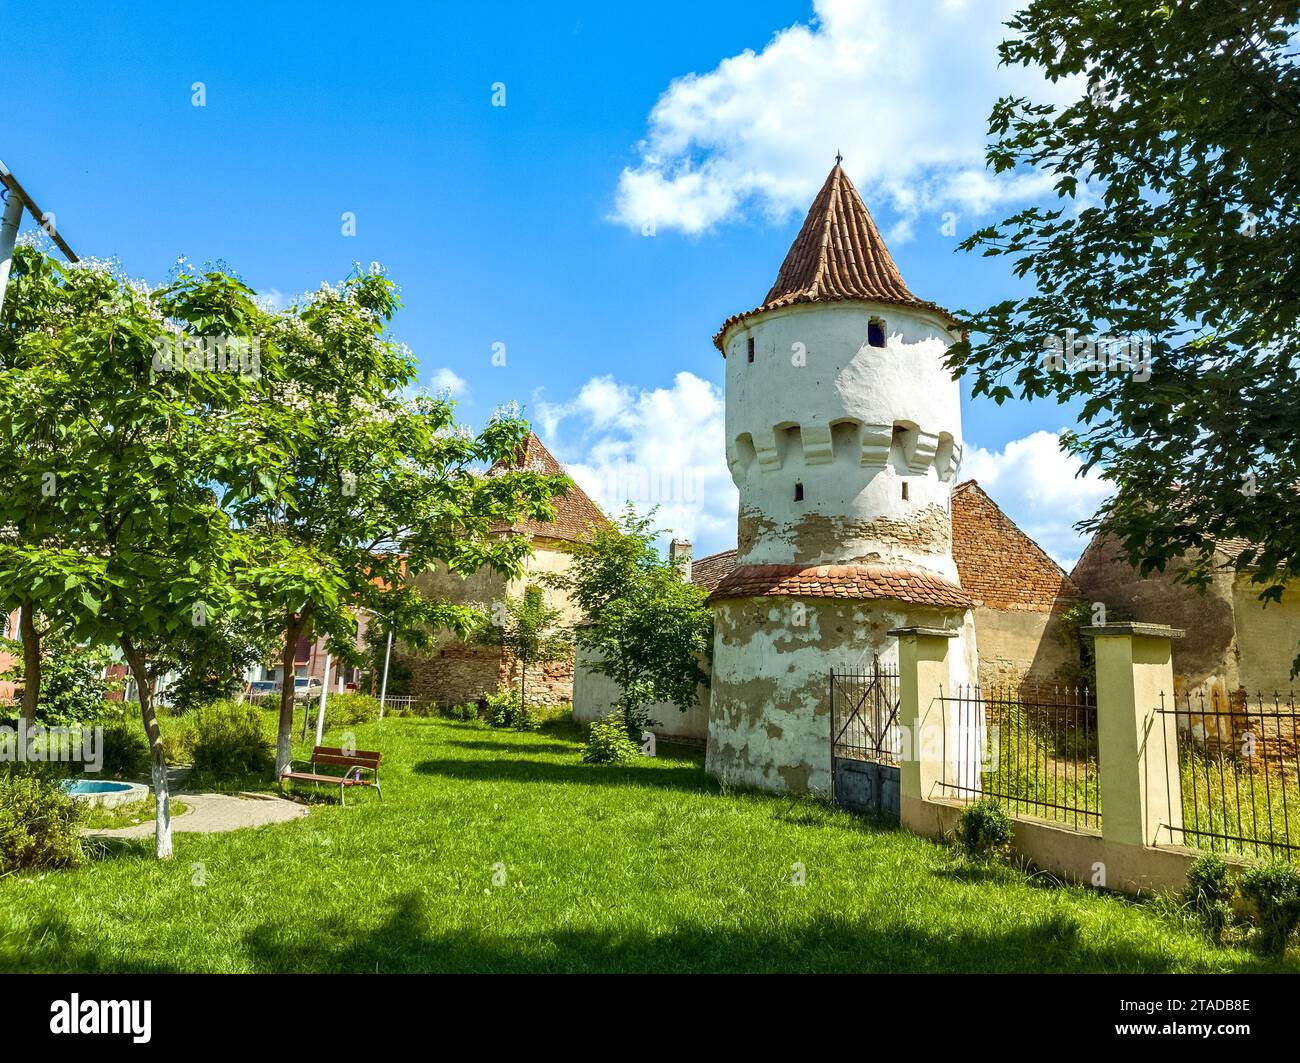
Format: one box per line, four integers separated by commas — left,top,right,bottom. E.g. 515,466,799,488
794,482,804,502
747,336,755,362
868,319,886,348
901,481,909,501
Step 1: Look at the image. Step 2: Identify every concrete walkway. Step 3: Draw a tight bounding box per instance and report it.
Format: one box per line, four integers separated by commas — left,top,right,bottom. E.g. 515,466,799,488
86,791,308,841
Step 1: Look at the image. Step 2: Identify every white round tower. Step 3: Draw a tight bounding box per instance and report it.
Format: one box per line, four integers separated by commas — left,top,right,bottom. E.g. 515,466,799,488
705,162,978,796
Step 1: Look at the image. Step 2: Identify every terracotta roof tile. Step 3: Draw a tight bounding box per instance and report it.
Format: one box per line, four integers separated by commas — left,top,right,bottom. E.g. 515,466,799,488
691,548,737,593
713,164,958,351
708,562,973,609
488,433,606,545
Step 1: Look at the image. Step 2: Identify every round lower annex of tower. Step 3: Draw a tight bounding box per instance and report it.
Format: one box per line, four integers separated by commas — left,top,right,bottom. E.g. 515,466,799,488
707,562,973,609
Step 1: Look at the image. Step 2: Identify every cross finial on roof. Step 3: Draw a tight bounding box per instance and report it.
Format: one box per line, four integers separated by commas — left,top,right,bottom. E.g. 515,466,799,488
834,150,843,166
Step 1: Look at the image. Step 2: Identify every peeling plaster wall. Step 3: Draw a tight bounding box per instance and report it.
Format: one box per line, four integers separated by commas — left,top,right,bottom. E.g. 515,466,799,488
972,606,1080,690
724,301,963,580
705,597,976,794
1231,574,1300,695
396,541,580,708
572,644,710,741
1071,535,1239,691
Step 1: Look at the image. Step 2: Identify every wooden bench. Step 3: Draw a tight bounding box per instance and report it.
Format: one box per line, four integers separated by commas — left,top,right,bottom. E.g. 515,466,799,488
280,746,382,806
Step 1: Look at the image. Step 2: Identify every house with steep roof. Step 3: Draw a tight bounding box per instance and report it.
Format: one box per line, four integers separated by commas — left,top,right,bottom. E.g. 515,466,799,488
392,433,605,709
950,480,1083,689
1070,529,1300,699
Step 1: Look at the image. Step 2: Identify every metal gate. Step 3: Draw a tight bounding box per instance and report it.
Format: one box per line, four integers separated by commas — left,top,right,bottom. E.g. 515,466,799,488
830,659,901,819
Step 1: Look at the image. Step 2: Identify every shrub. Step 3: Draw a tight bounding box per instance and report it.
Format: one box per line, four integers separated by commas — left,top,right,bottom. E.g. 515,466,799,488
583,711,640,765
325,693,381,725
1185,852,1234,943
13,637,115,727
956,798,1013,861
190,700,274,785
441,702,478,722
99,722,151,779
161,717,198,766
1240,860,1300,956
0,770,85,873
485,687,518,728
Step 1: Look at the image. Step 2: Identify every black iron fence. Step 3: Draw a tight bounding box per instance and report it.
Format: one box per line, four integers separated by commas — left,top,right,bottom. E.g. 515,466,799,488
830,662,901,765
1156,689,1300,860
937,684,1101,831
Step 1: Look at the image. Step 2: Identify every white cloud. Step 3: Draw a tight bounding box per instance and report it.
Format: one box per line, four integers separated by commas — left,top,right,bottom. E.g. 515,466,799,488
536,372,737,557
963,430,1111,570
257,288,293,312
430,367,470,400
611,0,1076,236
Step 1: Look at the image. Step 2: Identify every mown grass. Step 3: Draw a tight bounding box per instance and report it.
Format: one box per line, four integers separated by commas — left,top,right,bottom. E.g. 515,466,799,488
0,714,1294,972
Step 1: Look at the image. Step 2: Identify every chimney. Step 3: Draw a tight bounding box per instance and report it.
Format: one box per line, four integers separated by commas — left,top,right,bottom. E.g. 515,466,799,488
669,538,692,582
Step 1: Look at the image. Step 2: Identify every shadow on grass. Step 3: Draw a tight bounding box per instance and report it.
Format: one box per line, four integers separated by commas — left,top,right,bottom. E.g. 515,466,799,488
230,890,1284,974
447,740,579,756
8,886,1288,974
413,757,712,793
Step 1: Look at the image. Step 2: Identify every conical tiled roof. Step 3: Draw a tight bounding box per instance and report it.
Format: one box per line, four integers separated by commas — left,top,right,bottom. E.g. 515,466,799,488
488,433,606,544
713,163,958,351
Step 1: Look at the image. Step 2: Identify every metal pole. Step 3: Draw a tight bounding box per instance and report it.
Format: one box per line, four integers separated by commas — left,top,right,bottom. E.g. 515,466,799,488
0,190,24,321
315,652,331,747
378,629,393,720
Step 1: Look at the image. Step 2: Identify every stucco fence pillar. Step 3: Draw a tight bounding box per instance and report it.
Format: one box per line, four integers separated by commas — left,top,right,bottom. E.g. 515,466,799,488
892,626,958,833
1087,622,1185,849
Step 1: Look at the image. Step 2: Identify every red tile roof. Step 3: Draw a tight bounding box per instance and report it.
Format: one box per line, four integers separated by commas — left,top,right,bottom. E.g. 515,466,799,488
691,548,738,593
709,562,973,609
489,433,606,544
951,480,1082,611
713,163,959,351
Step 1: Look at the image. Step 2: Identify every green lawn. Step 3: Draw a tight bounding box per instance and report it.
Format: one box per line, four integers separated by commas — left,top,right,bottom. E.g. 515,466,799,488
0,714,1293,973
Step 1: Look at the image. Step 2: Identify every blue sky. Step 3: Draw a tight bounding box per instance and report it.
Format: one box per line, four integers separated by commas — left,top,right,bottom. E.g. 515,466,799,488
4,0,1109,566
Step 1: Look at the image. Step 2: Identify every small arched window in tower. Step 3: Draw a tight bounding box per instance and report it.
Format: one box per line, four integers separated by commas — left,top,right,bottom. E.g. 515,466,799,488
794,481,804,502
868,318,886,348
901,481,909,501
747,336,756,362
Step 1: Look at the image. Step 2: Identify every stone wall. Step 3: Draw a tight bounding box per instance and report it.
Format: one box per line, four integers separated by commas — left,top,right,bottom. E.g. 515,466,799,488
395,539,578,709
396,642,575,709
1231,573,1300,695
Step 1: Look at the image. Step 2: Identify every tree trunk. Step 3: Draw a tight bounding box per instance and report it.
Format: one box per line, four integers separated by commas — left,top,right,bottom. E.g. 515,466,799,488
276,615,304,778
122,637,172,860
19,602,40,727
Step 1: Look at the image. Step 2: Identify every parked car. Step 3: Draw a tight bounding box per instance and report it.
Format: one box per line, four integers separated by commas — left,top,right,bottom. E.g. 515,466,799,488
293,676,323,700
248,680,280,696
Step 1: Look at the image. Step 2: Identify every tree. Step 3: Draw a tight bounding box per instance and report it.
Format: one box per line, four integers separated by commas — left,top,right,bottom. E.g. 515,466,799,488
0,250,270,858
0,246,124,724
552,507,712,739
474,584,571,712
225,269,569,776
949,1,1300,671
0,632,113,726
